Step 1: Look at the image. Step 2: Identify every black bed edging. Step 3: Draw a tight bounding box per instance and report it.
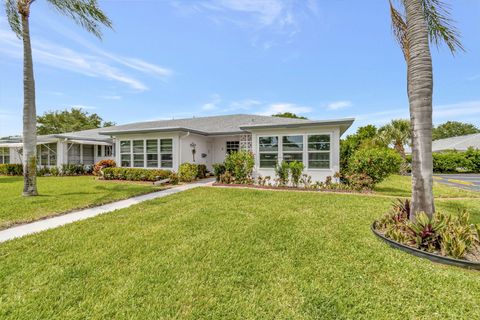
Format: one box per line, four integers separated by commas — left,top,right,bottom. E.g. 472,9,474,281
371,222,480,270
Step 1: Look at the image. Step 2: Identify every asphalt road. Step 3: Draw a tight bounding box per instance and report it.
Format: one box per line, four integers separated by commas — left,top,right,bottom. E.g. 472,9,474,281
434,174,480,192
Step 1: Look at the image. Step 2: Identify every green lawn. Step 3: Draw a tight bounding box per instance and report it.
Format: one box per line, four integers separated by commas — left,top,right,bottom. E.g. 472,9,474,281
1,186,480,319
0,176,160,229
375,174,480,198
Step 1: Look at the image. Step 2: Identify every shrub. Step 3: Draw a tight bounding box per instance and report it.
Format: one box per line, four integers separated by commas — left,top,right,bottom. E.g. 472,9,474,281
275,161,290,186
224,151,255,184
289,161,304,187
348,148,402,184
93,159,116,176
61,164,87,176
465,148,480,173
433,151,473,173
102,167,171,182
178,163,198,182
345,173,375,191
212,163,226,182
197,164,208,179
169,172,179,185
0,164,23,175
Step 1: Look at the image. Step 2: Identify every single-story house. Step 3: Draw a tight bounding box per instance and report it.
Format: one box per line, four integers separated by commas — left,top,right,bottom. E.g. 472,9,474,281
0,114,354,182
404,133,480,154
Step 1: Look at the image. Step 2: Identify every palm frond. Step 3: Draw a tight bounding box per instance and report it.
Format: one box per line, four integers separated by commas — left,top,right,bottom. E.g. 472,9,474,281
5,0,22,38
46,0,112,39
421,0,464,54
389,0,409,61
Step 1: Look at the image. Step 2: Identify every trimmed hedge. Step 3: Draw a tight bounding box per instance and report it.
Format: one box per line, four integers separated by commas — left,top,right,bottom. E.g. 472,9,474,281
0,164,23,176
433,149,480,173
178,163,198,182
102,167,172,182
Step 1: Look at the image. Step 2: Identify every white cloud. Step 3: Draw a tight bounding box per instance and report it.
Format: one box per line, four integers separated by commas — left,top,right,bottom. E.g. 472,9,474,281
0,26,172,91
257,102,312,116
201,94,222,111
326,100,352,110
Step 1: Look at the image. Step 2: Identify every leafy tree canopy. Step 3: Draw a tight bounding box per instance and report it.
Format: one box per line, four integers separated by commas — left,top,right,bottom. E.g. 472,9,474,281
272,112,307,120
432,121,480,140
37,108,115,135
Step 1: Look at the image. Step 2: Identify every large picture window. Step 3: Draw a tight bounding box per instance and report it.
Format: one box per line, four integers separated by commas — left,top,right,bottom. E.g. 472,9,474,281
146,139,158,168
308,135,330,169
282,135,303,163
133,140,145,167
0,147,10,164
160,139,173,168
120,141,131,167
259,136,278,168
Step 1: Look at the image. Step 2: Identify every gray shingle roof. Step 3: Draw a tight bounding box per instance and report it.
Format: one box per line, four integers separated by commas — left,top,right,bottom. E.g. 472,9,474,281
98,114,354,136
431,133,480,152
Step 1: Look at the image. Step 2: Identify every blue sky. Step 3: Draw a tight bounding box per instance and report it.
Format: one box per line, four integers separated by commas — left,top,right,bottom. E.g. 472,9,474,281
1,0,479,136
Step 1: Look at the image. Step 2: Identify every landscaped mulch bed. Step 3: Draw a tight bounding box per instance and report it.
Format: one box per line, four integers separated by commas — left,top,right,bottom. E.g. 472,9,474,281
212,182,371,194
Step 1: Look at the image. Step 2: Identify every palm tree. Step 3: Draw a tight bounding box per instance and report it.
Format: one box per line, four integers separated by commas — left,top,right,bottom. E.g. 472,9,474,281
379,119,411,175
389,0,463,219
5,0,112,196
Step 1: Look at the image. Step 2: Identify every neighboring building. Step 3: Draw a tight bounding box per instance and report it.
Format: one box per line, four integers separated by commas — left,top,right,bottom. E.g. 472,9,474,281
431,133,480,152
0,114,354,182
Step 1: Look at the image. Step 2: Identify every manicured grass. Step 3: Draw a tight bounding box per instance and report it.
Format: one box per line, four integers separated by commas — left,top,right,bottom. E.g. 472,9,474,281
375,174,480,198
0,176,161,229
1,187,480,319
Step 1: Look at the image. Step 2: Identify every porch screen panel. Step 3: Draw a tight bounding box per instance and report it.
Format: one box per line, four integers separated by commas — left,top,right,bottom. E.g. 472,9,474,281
83,145,94,165
68,144,81,165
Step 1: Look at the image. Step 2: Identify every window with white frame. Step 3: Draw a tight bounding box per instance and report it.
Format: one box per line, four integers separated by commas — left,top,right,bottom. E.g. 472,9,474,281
120,141,131,167
97,146,102,157
160,139,173,168
133,140,145,167
259,136,278,168
146,139,158,168
282,135,303,163
105,145,113,157
308,134,330,169
37,143,57,166
0,147,10,164
226,141,240,154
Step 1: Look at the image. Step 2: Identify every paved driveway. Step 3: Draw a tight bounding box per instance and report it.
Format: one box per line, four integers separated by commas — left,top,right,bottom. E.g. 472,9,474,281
434,174,480,192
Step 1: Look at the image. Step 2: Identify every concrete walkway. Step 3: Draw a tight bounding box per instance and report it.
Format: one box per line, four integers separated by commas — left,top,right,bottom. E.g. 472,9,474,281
0,179,214,244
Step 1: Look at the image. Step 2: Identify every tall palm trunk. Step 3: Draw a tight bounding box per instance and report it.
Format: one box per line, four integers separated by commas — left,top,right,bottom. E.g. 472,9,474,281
405,0,434,219
20,5,38,196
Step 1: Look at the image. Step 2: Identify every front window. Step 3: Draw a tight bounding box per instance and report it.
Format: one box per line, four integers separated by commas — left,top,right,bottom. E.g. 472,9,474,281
105,145,113,157
37,143,57,166
160,139,173,168
133,140,145,168
120,141,131,167
146,139,158,168
226,141,240,154
0,147,10,164
282,135,303,163
259,136,278,168
308,135,330,169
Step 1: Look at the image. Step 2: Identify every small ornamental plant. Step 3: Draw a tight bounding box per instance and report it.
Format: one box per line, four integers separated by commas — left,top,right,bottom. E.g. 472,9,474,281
374,199,480,262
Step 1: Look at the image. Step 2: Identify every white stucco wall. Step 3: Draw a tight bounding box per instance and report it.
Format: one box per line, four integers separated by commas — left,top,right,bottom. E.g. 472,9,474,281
211,135,242,165
179,133,212,169
250,125,341,182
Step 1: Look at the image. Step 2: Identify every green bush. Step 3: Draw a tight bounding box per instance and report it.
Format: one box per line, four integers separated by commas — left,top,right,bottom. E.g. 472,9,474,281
178,163,198,182
169,172,179,185
93,159,116,176
275,161,290,186
348,148,401,184
465,148,480,172
289,161,304,187
224,151,254,184
61,164,88,176
212,163,226,182
197,164,208,179
433,150,475,173
102,167,172,182
0,164,23,175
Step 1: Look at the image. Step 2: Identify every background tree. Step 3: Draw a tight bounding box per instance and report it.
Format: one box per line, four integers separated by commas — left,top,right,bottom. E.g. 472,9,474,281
433,121,479,140
37,108,115,135
378,119,411,174
390,0,463,219
5,0,112,196
272,112,307,120
340,125,381,174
